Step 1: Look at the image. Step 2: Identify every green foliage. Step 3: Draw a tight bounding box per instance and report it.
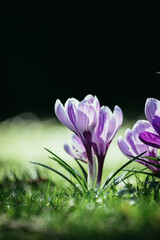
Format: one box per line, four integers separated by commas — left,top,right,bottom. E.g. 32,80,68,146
1,175,160,240
31,149,150,193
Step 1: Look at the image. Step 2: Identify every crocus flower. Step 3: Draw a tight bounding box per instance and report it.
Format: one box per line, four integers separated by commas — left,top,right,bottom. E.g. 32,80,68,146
55,94,123,187
55,95,100,187
93,105,123,186
139,98,160,149
118,120,160,175
58,96,123,187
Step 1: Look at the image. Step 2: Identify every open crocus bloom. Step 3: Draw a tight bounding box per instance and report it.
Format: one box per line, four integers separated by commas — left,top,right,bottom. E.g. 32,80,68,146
118,120,160,175
55,94,123,187
139,98,160,149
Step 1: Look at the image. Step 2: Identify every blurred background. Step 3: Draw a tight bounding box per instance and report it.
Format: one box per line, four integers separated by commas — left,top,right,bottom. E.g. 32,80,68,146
0,2,160,181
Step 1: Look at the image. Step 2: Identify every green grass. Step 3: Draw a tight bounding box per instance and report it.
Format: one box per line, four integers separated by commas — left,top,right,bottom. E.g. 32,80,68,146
1,175,160,240
1,115,160,239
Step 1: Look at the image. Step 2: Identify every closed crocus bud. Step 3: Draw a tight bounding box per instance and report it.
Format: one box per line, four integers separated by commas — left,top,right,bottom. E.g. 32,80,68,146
64,134,88,163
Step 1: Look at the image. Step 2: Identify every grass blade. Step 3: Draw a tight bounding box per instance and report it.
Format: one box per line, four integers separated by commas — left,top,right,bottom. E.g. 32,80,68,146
74,159,88,182
105,169,135,188
142,156,160,161
45,147,81,177
127,154,160,168
105,172,128,188
44,148,87,191
121,169,156,177
30,161,78,189
102,151,147,189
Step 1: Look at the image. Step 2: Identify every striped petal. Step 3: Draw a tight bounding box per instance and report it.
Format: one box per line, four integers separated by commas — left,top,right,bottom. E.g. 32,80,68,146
145,98,160,123
64,134,88,163
54,99,75,132
108,105,123,143
66,98,77,130
64,144,78,159
139,131,160,149
117,136,135,158
76,102,97,135
152,115,160,135
118,120,158,161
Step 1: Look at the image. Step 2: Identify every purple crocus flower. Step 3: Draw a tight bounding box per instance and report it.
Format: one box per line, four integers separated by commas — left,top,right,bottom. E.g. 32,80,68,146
93,105,123,186
139,98,160,149
63,102,123,187
118,120,160,175
55,94,123,187
55,94,100,187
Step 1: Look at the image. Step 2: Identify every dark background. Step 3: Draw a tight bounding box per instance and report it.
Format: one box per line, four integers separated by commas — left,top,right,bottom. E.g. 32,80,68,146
1,2,160,121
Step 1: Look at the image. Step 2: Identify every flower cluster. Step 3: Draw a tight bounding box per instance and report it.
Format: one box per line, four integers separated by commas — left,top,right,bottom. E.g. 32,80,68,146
55,95,123,187
54,95,160,189
118,98,160,176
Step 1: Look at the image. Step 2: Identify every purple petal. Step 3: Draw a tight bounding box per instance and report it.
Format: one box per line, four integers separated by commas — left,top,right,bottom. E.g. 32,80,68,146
152,115,160,135
92,96,101,119
72,134,86,154
66,99,77,128
132,120,152,135
76,103,97,134
118,120,158,158
139,131,160,148
84,94,95,103
64,135,88,163
109,105,123,142
54,99,75,132
125,129,139,155
100,106,116,143
64,144,77,159
131,120,154,154
113,106,123,129
105,114,116,143
93,105,123,156
93,106,113,155
145,98,160,123
96,106,111,137
117,136,135,157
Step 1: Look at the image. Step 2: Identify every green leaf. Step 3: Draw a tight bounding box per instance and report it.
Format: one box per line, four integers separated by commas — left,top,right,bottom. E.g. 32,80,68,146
121,169,156,177
30,161,78,189
74,159,88,182
105,169,134,188
127,154,160,168
102,151,147,189
44,148,87,192
105,172,128,188
142,156,160,161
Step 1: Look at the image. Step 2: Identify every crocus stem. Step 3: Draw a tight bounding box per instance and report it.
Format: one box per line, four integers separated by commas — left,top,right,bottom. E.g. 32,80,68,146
88,161,94,189
97,157,104,187
85,144,97,189
88,157,97,189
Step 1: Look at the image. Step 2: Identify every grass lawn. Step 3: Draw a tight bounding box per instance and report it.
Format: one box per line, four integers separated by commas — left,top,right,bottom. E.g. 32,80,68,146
1,115,160,240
